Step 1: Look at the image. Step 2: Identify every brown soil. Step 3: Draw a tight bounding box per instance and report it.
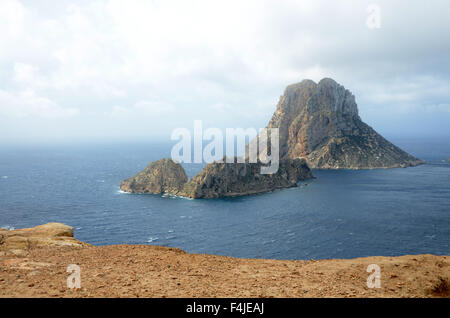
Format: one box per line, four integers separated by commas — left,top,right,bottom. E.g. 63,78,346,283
1,244,448,298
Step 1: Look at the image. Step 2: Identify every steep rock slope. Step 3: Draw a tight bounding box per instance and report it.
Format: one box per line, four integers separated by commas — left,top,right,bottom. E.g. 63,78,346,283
262,78,424,169
120,158,188,194
176,158,313,198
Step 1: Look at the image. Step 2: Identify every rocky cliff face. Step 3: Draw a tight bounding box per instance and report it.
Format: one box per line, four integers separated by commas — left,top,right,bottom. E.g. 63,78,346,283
120,158,314,198
262,78,425,169
120,158,188,194
176,158,313,199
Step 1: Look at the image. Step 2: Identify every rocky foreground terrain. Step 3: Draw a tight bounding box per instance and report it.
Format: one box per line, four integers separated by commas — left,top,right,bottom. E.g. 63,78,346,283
120,158,314,198
257,78,425,169
1,223,449,298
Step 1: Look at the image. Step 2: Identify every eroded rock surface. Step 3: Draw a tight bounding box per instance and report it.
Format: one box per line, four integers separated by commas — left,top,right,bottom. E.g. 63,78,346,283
120,158,188,194
120,158,314,198
176,158,313,198
0,227,448,298
261,78,425,169
0,223,88,256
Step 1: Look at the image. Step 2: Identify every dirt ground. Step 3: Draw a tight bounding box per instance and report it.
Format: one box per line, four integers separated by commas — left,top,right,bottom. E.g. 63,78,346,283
1,244,449,298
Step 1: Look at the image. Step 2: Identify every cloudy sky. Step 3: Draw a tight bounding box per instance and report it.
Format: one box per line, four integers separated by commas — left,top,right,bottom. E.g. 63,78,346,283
1,0,449,143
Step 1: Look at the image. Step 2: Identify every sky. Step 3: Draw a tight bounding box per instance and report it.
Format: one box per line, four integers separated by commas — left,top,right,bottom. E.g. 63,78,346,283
1,0,449,144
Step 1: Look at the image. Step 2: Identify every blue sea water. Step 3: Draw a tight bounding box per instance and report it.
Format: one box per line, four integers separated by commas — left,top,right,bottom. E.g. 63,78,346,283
0,138,449,260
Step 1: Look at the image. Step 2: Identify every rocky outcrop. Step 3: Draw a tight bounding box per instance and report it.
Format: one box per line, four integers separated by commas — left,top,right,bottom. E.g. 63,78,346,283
120,158,314,198
120,158,188,194
260,78,425,169
0,223,88,256
176,158,313,199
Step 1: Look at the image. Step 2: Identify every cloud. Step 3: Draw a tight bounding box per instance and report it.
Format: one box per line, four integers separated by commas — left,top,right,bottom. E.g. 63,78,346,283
109,100,174,118
0,0,25,40
13,62,40,84
0,89,79,119
0,0,450,139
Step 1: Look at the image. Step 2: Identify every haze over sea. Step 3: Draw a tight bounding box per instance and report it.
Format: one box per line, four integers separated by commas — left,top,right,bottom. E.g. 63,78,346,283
0,137,449,260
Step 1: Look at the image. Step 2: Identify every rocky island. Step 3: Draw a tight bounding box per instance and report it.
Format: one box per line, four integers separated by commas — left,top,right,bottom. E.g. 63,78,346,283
121,78,425,197
120,158,314,198
120,158,188,194
258,78,425,169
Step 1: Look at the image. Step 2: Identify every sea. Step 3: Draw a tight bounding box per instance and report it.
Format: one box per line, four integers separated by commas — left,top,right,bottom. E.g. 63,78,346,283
0,137,449,260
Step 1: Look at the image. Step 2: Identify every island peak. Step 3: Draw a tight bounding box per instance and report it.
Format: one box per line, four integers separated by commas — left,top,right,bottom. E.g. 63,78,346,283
261,78,424,169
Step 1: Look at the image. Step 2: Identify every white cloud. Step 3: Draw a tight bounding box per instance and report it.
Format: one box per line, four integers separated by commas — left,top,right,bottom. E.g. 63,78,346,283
109,100,174,118
0,0,25,39
0,0,450,139
0,90,79,119
13,62,39,84
134,101,174,114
